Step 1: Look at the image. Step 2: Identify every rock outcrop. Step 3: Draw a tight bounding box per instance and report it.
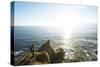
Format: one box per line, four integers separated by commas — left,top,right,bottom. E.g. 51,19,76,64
38,40,65,63
15,40,65,65
38,40,55,63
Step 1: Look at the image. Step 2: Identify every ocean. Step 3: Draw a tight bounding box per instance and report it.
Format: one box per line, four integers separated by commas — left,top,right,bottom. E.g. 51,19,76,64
12,23,97,62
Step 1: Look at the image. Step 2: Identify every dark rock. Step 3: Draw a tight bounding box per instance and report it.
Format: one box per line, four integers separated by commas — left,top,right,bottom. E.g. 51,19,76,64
52,48,65,63
38,40,55,63
34,51,50,63
38,40,65,63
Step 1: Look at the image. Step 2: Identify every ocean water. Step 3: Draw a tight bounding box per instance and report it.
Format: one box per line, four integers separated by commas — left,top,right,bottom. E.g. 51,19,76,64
12,23,97,62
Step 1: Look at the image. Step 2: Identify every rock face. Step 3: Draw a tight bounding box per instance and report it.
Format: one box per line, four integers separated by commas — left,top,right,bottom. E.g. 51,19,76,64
38,40,65,63
53,48,65,63
30,51,50,64
35,51,50,63
38,40,55,63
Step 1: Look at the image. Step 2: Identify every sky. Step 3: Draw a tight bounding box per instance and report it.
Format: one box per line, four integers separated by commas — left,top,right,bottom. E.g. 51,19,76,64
12,1,97,26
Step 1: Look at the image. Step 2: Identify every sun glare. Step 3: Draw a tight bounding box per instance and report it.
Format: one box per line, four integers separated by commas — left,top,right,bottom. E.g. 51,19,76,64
62,27,72,39
55,12,86,39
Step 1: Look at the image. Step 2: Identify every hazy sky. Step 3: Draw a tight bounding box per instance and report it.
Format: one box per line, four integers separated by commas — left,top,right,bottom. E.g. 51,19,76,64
13,1,97,26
